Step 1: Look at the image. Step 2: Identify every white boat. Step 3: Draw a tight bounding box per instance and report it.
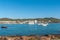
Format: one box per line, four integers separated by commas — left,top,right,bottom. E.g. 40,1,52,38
41,23,48,26
38,23,48,26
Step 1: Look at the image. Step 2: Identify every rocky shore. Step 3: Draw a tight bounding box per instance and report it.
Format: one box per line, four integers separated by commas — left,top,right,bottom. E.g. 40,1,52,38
0,35,60,40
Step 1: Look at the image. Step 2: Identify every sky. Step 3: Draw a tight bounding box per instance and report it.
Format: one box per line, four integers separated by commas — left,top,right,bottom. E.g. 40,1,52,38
0,0,60,19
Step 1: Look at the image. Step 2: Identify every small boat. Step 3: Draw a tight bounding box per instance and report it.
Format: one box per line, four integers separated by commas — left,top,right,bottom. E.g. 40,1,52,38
41,23,48,26
1,26,7,28
38,23,48,26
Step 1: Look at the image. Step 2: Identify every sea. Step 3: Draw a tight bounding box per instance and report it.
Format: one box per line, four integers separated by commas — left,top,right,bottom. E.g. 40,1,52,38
0,23,60,36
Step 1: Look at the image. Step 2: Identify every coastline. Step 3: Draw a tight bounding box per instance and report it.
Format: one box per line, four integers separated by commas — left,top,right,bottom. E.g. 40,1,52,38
0,35,60,40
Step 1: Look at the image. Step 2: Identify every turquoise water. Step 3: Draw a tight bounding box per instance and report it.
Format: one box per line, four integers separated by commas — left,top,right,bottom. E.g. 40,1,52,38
0,23,60,36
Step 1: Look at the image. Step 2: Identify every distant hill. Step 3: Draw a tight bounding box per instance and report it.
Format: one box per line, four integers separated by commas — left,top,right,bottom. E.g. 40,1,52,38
0,17,60,23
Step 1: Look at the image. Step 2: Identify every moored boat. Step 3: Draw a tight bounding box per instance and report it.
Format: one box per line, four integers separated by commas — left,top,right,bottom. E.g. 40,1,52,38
41,23,48,26
38,22,48,26
1,25,7,28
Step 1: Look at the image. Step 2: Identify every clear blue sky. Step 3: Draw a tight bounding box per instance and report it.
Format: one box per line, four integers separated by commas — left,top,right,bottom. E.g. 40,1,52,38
0,0,60,19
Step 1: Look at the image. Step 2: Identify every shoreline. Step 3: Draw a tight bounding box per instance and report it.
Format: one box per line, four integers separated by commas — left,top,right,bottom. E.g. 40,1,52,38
0,35,60,40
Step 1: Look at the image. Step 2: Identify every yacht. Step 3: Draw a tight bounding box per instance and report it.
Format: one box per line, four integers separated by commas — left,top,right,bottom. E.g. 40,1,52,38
41,23,48,26
38,22,48,26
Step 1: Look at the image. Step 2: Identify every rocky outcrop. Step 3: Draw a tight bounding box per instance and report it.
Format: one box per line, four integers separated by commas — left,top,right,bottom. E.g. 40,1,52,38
0,35,59,40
